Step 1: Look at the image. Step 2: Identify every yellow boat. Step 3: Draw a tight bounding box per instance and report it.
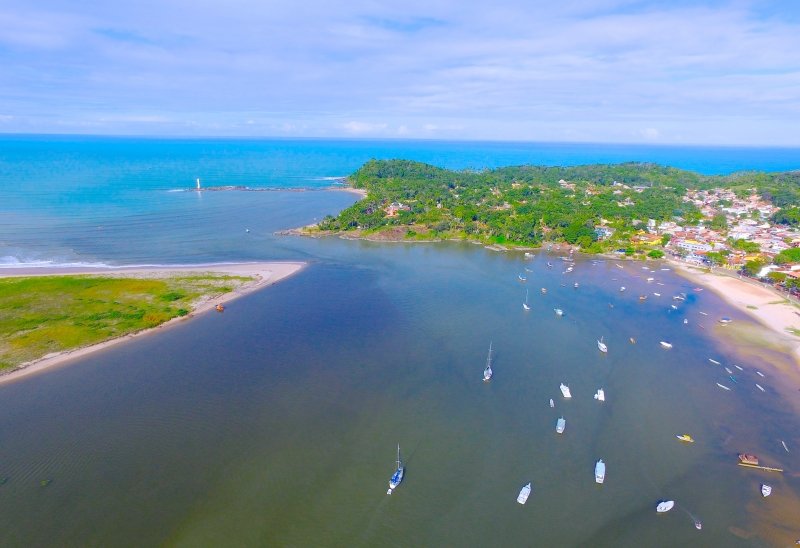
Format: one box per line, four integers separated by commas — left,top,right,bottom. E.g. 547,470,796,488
676,434,694,443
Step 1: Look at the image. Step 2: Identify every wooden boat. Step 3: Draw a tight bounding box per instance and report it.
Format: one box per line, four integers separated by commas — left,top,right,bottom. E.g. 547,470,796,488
739,454,759,466
215,304,225,312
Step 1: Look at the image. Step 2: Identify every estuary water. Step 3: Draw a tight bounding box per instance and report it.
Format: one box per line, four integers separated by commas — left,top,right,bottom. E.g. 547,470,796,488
0,136,799,546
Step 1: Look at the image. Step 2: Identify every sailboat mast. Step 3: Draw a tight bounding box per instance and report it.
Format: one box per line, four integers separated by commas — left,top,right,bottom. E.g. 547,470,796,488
396,444,401,467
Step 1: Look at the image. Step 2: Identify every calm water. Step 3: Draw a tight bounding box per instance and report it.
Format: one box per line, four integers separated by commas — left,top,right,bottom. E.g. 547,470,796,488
0,137,799,546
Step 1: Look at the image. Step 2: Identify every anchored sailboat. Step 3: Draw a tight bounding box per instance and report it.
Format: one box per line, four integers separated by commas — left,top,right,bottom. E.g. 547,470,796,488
387,444,404,495
523,289,530,311
483,342,493,382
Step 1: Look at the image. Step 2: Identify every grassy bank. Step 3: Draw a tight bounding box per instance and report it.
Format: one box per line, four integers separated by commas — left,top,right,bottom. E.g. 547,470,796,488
0,274,253,370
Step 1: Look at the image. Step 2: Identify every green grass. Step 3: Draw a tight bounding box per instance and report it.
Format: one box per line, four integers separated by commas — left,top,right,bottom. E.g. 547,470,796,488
746,305,758,309
0,274,254,370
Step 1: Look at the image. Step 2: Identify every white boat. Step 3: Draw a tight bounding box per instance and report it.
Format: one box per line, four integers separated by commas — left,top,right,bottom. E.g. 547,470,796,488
517,482,532,504
670,305,678,310
646,277,654,282
756,383,765,392
660,341,672,349
524,252,534,258
483,342,493,382
615,263,623,269
549,398,554,408
566,267,574,273
594,388,605,402
673,295,685,301
597,337,608,353
541,287,547,294
573,282,579,288
554,308,564,316
734,365,743,371
683,318,688,324
653,292,661,297
518,273,527,282
619,286,626,292
719,317,732,324
387,444,404,494
699,311,708,316
756,371,765,377
708,358,721,365
556,417,565,434
656,500,675,513
761,484,772,497
595,459,605,484
716,383,731,391
725,367,733,374
560,383,572,398
523,289,531,311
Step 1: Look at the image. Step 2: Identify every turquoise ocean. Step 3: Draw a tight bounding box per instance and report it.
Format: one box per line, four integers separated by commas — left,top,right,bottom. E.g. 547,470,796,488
0,136,799,546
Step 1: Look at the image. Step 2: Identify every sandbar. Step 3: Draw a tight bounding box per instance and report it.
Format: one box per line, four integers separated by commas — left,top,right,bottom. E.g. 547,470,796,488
0,261,305,384
670,260,800,364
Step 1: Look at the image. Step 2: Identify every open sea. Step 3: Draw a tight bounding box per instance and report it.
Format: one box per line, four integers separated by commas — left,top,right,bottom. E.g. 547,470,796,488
1,136,799,546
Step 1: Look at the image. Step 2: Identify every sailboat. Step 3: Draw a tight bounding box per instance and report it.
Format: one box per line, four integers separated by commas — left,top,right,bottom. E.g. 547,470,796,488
593,388,605,402
483,342,493,382
387,444,404,494
656,500,675,513
595,459,605,484
597,337,608,353
556,417,566,434
523,289,531,311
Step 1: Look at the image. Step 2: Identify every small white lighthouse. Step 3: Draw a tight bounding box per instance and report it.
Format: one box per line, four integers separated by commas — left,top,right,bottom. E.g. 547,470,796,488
196,178,201,190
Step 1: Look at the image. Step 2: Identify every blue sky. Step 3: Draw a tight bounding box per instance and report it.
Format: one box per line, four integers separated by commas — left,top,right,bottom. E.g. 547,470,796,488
0,0,798,144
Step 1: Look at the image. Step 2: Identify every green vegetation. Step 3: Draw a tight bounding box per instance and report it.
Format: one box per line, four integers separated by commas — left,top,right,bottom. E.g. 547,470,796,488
774,247,800,265
313,159,798,253
0,274,252,370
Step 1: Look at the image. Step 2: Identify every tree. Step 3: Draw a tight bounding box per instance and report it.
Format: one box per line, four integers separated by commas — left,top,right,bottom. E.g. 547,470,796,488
647,249,664,259
660,234,671,246
743,259,766,276
708,213,728,231
774,247,800,265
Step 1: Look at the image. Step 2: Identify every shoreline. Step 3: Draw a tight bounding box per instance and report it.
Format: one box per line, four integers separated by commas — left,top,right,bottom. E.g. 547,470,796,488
0,261,306,385
668,258,800,365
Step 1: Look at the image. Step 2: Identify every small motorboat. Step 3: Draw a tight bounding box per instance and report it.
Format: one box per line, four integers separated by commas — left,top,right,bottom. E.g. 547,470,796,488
518,273,527,282
734,365,743,371
756,384,765,392
594,389,605,402
656,500,675,513
716,383,731,391
639,295,647,301
719,317,732,324
595,459,605,484
541,287,547,294
573,282,579,288
620,286,626,292
709,358,721,365
724,367,733,374
549,398,554,408
517,482,532,504
556,417,565,434
683,318,688,324
761,484,772,497
215,304,225,312
676,434,694,443
560,383,572,399
756,371,765,377
695,520,702,530
653,292,661,297
660,341,672,349
554,308,564,316
597,337,608,353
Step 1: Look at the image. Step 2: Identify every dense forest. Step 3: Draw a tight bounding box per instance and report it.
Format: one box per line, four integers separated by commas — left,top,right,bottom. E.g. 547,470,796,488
314,159,800,250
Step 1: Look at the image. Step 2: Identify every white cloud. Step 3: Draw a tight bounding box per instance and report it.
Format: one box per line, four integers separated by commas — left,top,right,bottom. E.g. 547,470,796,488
342,121,388,134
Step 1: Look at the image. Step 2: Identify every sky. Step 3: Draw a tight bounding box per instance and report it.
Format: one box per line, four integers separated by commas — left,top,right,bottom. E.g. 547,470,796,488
0,0,799,145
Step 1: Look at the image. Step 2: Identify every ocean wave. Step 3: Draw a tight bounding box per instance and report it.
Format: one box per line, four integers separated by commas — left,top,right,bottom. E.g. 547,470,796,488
0,256,114,269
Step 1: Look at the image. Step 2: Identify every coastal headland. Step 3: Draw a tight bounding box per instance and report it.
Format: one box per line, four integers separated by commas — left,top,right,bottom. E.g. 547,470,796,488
0,262,304,384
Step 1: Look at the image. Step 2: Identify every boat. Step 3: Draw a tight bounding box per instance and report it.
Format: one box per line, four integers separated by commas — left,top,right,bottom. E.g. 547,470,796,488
615,263,623,269
639,295,647,301
676,434,694,443
716,383,731,391
629,337,636,344
683,318,688,324
565,267,574,273
653,292,661,297
734,365,743,371
554,308,564,316
695,520,703,530
517,482,532,504
523,289,531,311
673,295,685,301
594,388,605,402
541,287,547,294
756,371,765,377
556,417,565,434
670,304,678,310
739,454,759,466
656,500,675,513
549,398,554,408
215,303,225,312
619,286,626,292
660,341,672,349
573,282,579,288
595,459,605,484
699,311,708,316
756,384,765,392
387,444,404,494
724,367,733,374
560,383,571,398
761,484,772,497
547,262,553,268
518,273,527,282
483,342,493,382
524,252,534,258
708,358,721,365
597,337,608,353
719,317,732,324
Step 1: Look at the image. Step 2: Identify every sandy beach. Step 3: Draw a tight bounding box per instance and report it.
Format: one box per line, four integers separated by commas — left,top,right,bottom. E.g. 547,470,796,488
670,260,800,363
0,261,305,384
